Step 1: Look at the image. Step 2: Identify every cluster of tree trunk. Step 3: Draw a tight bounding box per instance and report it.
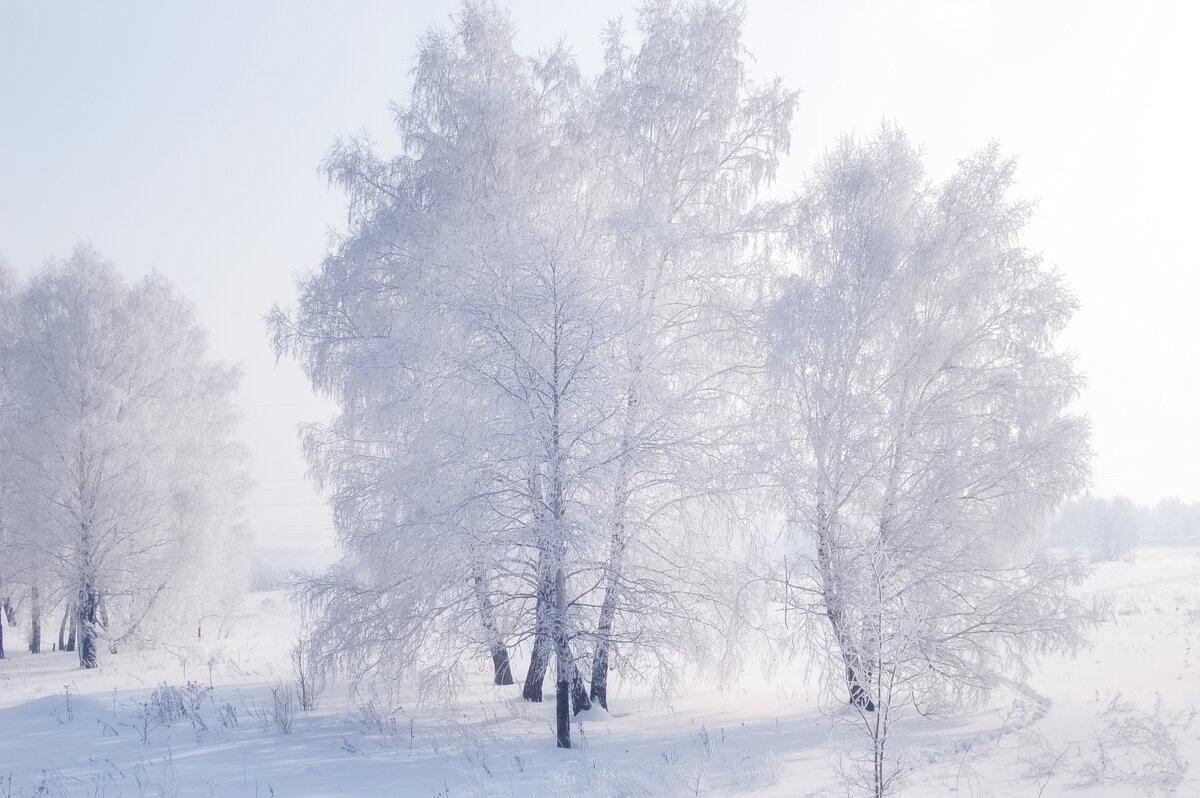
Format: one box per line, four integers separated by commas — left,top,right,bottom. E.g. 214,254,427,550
496,563,595,749
0,590,84,661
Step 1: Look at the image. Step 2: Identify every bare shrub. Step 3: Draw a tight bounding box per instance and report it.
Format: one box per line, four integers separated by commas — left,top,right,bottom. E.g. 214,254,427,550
271,682,296,735
292,641,324,712
1074,694,1191,789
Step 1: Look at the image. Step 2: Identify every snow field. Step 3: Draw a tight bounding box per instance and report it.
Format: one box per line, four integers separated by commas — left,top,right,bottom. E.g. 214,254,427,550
3,548,1198,797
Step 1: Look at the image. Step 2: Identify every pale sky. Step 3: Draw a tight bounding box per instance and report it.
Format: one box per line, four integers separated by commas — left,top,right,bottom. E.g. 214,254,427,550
2,1,1197,561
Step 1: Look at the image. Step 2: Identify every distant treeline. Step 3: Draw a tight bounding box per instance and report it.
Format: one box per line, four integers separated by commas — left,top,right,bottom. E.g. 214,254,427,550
1048,496,1200,560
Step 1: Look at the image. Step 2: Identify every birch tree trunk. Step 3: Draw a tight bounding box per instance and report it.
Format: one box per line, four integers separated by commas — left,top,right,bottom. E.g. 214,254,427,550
523,564,590,707
77,594,100,668
523,516,553,701
77,570,100,669
814,502,875,711
57,602,71,651
589,458,630,709
65,605,77,652
471,566,513,685
28,582,41,654
590,274,648,710
553,566,572,748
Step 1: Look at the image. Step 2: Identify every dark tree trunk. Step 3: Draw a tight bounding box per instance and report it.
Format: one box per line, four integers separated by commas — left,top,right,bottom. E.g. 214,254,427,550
553,567,572,748
472,569,514,686
521,471,592,707
65,609,76,652
589,536,624,709
813,505,875,712
590,642,611,710
527,557,591,712
555,654,571,748
0,592,10,659
524,633,548,701
570,661,590,714
78,586,100,669
75,520,97,665
491,647,514,686
58,604,70,651
99,596,117,655
523,545,554,702
28,584,41,654
845,660,875,712
591,378,637,711
589,557,622,710
526,636,591,706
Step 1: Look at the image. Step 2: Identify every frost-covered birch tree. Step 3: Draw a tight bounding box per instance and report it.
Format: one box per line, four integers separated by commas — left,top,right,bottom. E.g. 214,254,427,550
271,3,623,747
270,0,801,747
765,127,1091,795
582,0,795,708
275,0,805,748
0,258,18,659
5,246,246,668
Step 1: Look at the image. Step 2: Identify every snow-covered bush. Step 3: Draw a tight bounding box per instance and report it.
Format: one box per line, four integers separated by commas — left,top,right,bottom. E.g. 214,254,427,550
130,681,221,744
271,682,296,735
1074,694,1191,790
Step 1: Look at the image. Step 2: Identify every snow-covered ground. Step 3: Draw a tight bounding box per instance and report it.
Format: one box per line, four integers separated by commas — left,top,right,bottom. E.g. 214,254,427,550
2,548,1197,797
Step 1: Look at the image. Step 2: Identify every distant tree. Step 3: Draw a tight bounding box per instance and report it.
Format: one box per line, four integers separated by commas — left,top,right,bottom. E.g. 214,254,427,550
0,263,53,655
766,127,1091,795
1050,495,1139,562
1092,498,1139,562
5,246,246,668
1144,498,1200,544
0,257,16,660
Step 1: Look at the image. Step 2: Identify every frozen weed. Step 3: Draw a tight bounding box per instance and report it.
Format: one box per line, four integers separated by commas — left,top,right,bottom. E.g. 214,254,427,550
291,642,324,712
1074,694,1191,790
243,683,295,736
